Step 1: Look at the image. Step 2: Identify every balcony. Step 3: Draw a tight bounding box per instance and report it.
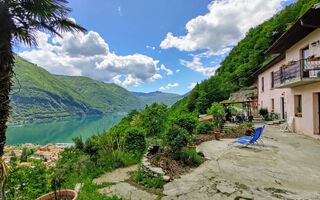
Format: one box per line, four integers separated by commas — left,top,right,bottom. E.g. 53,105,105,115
273,58,320,88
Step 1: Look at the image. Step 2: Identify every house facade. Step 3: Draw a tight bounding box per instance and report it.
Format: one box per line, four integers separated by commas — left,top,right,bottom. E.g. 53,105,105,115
256,3,320,138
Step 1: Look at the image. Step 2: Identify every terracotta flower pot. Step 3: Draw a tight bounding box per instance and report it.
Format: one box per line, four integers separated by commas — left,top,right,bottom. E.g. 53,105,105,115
214,131,221,140
36,190,78,200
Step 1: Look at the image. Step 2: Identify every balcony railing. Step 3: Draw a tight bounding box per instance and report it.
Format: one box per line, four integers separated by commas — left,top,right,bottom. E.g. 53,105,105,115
273,58,320,88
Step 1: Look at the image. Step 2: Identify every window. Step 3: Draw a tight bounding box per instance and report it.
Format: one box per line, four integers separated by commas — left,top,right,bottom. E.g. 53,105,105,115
261,77,264,92
294,95,302,117
271,72,274,88
271,98,274,112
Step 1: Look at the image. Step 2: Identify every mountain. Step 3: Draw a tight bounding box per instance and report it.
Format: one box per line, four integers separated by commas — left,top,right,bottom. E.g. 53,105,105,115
9,56,144,123
170,0,318,114
132,91,184,106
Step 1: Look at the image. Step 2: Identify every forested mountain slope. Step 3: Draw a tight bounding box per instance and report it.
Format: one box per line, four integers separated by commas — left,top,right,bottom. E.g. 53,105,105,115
10,56,144,123
170,0,319,114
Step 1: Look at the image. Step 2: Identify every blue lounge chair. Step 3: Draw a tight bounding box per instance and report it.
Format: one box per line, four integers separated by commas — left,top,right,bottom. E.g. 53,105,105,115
236,124,265,144
232,126,264,146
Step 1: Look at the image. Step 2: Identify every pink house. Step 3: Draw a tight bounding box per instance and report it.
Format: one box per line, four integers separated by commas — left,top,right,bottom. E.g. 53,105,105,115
256,3,320,138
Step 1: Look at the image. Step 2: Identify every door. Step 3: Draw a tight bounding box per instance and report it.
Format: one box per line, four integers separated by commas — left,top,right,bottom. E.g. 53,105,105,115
318,93,320,134
280,97,285,120
302,47,309,70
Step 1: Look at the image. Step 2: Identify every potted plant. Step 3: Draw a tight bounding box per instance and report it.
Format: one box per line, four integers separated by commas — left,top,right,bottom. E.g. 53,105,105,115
288,60,297,65
296,112,302,118
308,55,318,61
37,169,78,200
207,103,227,141
281,64,288,69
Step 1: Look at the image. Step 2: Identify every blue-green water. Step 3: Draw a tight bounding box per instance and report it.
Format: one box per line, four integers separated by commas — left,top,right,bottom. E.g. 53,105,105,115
6,114,124,145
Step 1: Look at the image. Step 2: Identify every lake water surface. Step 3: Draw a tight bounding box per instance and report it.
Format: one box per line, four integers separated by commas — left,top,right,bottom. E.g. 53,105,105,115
7,114,124,145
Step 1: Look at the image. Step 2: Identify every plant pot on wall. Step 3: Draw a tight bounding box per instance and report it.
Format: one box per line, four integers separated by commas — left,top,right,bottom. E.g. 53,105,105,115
36,190,78,200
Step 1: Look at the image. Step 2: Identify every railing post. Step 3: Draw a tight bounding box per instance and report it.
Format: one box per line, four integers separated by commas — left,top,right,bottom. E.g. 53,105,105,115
300,59,303,80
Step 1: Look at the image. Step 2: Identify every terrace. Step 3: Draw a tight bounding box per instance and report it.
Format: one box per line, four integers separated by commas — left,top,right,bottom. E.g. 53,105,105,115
273,58,320,88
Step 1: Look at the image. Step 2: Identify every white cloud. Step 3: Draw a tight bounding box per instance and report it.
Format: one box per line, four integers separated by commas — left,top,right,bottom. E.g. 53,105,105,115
180,57,219,77
112,75,122,85
118,6,122,16
188,82,197,89
146,45,156,50
176,69,180,73
160,0,286,53
159,82,179,90
160,64,173,75
19,30,162,87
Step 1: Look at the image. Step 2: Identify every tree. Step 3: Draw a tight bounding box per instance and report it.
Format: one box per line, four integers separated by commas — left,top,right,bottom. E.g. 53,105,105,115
20,148,27,163
139,103,168,137
0,1,86,199
207,102,226,131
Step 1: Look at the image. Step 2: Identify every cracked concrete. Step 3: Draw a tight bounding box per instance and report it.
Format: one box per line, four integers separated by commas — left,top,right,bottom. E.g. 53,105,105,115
94,165,157,200
162,124,320,200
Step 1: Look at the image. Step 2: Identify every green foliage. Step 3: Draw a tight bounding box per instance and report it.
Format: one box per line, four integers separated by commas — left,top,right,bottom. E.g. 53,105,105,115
259,108,269,120
180,149,202,166
73,136,84,151
165,126,190,153
124,127,146,155
135,168,164,188
6,165,50,200
196,121,214,134
169,112,198,135
207,102,226,131
139,103,168,137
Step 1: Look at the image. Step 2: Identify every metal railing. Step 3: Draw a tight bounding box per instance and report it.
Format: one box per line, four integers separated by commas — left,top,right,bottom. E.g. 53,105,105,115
273,58,320,86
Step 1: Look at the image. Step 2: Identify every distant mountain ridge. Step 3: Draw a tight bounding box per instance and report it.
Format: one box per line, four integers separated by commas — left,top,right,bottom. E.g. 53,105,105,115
132,91,184,107
10,56,145,123
9,56,183,123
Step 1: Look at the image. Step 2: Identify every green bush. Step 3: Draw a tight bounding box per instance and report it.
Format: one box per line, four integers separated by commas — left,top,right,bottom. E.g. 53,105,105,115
170,113,198,134
135,168,164,188
207,102,226,131
165,125,190,153
259,108,269,120
180,149,202,166
196,121,214,134
124,127,146,155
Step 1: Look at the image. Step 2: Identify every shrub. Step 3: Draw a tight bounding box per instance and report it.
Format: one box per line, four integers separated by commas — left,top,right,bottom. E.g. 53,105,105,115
207,102,226,131
165,125,190,153
170,113,198,135
135,168,164,188
241,122,253,128
259,108,269,120
196,121,214,134
124,127,146,155
180,149,202,166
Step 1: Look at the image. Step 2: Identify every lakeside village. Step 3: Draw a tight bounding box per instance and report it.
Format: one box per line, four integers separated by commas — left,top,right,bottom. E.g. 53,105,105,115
3,143,74,168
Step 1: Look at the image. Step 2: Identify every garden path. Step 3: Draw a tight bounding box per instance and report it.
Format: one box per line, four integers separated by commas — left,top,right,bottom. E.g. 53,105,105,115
93,164,158,200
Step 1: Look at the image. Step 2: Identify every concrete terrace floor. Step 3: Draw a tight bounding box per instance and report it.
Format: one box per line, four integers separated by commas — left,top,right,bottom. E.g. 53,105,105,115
162,124,320,200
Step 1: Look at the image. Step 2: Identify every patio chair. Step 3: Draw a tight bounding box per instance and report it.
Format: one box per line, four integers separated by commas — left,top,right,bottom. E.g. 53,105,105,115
280,117,293,132
231,126,264,146
235,124,265,145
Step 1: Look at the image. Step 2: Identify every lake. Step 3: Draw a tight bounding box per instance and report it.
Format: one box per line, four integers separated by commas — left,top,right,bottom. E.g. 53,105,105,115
6,114,125,145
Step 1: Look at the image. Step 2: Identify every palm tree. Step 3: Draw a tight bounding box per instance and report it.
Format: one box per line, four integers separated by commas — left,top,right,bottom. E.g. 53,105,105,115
0,0,86,199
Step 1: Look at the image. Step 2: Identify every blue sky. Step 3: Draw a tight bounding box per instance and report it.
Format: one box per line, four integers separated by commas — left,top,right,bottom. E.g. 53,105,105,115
16,0,297,95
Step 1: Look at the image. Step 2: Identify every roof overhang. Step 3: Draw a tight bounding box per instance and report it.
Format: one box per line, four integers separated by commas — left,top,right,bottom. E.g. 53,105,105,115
265,3,320,55
253,53,285,76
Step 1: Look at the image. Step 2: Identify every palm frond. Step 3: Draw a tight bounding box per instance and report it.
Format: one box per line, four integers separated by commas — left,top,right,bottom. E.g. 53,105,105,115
8,0,86,47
